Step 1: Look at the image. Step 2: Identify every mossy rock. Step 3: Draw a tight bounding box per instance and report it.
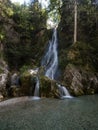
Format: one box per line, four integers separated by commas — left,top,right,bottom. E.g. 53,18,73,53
20,70,40,96
20,72,32,96
40,76,59,98
63,64,98,96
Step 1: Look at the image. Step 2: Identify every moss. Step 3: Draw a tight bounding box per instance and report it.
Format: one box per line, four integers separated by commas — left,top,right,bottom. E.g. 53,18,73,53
20,72,32,96
40,76,52,97
40,76,58,98
20,65,37,74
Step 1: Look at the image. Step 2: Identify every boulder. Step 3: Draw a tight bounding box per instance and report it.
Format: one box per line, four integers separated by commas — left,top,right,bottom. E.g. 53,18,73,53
19,72,32,96
17,66,72,98
40,76,60,98
63,64,98,96
20,70,62,98
20,69,40,96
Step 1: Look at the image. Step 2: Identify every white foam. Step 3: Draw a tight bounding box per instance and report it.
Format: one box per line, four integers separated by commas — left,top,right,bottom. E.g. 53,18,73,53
30,96,41,100
60,96,73,100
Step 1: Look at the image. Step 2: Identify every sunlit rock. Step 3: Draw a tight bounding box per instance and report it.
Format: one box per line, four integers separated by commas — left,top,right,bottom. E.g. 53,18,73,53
28,68,39,75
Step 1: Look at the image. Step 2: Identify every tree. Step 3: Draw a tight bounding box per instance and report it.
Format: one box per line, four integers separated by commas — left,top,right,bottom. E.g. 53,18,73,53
0,0,14,60
47,0,62,27
2,0,48,69
74,0,77,43
29,0,47,30
77,0,98,43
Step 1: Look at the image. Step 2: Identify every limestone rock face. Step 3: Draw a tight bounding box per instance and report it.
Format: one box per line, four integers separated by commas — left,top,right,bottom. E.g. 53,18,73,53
0,94,3,101
64,64,98,96
0,60,9,100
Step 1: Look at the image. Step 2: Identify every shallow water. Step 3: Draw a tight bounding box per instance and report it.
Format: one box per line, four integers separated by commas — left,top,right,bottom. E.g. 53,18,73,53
0,95,98,130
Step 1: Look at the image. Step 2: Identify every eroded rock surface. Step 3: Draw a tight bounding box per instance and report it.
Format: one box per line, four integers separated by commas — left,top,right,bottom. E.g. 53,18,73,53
64,64,98,96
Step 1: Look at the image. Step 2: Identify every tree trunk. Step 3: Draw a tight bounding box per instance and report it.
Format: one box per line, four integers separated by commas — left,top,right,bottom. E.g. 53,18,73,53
74,0,77,44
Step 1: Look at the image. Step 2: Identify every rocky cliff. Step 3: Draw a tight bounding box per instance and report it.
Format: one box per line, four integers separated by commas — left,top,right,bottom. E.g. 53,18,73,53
0,60,9,101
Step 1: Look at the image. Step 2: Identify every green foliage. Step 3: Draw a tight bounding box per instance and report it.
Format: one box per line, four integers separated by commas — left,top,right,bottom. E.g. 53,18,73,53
0,0,48,70
78,1,98,43
1,0,98,74
0,0,13,42
59,40,98,72
58,0,98,72
20,65,31,74
0,0,13,17
4,41,33,69
58,0,74,45
59,0,98,44
47,0,62,27
69,42,95,67
28,1,47,30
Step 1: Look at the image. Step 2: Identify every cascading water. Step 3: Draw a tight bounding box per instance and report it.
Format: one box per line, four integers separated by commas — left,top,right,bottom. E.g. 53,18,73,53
42,28,72,99
32,76,40,100
34,77,39,97
57,84,73,99
29,69,40,100
41,28,58,80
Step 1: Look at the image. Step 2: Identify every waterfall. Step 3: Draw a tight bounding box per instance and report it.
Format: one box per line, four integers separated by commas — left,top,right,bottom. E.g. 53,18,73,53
34,77,39,97
57,84,72,99
42,28,72,99
32,77,40,100
41,28,58,80
29,69,40,100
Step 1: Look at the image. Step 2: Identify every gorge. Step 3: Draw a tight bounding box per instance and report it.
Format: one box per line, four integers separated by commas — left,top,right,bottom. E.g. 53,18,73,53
0,0,98,101
0,0,98,129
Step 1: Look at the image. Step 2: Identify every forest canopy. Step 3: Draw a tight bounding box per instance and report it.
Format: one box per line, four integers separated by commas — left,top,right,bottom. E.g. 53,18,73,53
0,0,98,71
